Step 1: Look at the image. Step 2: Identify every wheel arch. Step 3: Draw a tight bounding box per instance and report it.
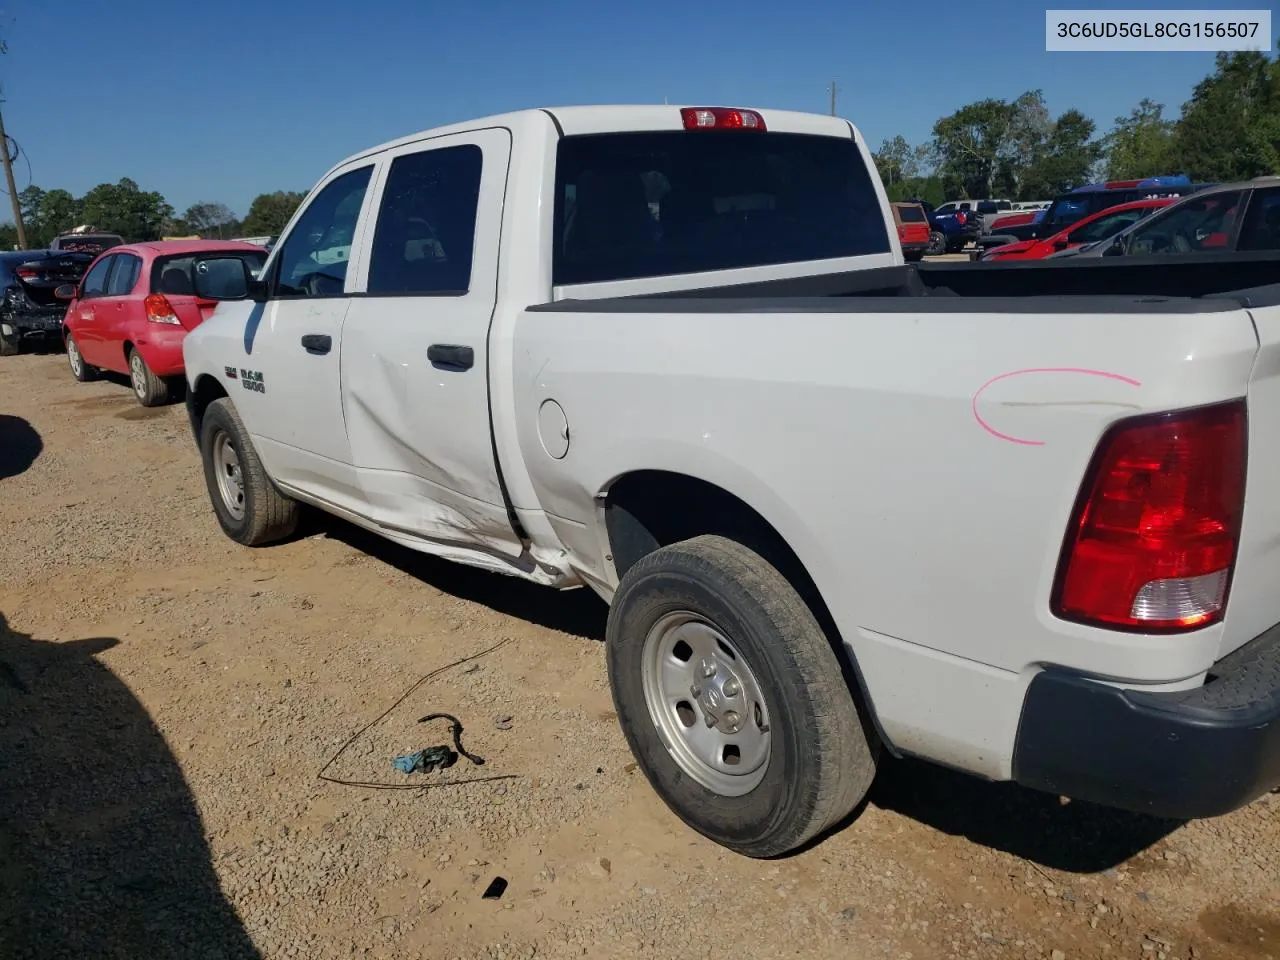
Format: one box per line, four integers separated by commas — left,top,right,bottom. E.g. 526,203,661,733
600,468,895,754
186,371,229,443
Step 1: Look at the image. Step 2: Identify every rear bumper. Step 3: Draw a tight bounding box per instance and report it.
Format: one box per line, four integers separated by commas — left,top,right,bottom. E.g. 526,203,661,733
4,304,66,333
1012,622,1280,819
134,328,189,377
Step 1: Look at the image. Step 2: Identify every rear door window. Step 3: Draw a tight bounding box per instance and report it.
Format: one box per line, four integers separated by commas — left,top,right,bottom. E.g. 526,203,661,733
1236,187,1280,251
79,255,114,299
553,130,890,285
367,144,483,294
1127,190,1246,254
1066,207,1149,245
105,254,141,296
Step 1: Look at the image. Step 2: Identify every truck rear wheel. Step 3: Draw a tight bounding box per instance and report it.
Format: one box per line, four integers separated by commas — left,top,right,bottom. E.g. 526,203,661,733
606,534,878,858
198,398,299,546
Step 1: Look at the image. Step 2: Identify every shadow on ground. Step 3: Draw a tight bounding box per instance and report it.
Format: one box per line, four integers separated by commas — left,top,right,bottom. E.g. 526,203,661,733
313,517,1178,873
0,613,259,959
317,517,608,640
0,415,41,480
869,754,1182,873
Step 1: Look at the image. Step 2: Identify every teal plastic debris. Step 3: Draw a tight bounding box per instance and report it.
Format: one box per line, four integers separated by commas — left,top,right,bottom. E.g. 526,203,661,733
392,745,456,775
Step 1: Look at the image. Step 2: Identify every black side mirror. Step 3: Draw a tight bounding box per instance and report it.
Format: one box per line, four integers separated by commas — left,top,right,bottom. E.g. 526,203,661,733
192,256,267,302
54,283,77,301
1054,238,1070,250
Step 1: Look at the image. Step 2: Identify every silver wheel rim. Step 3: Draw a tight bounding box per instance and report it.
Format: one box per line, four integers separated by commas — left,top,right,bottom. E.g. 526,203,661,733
212,430,246,520
67,339,82,377
641,611,772,797
130,353,147,398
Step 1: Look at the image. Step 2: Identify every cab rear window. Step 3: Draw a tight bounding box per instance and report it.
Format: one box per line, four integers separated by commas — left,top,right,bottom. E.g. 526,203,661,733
553,130,890,285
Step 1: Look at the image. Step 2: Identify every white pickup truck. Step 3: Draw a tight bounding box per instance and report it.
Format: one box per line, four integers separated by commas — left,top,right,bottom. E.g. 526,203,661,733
182,105,1280,858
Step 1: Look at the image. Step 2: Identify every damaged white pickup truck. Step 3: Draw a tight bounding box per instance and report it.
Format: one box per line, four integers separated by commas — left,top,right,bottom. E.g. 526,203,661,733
183,104,1280,857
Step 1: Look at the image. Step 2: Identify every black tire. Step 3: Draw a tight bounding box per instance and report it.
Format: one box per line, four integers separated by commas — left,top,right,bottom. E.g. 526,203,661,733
606,534,878,858
64,333,96,380
199,397,299,546
128,347,170,406
945,238,965,254
926,231,946,257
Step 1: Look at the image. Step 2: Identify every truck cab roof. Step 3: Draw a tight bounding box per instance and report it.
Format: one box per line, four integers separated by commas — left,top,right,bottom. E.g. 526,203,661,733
325,105,863,182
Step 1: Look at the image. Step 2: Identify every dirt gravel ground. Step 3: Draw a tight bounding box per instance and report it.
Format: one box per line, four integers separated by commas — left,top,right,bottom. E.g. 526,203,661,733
1,349,1278,960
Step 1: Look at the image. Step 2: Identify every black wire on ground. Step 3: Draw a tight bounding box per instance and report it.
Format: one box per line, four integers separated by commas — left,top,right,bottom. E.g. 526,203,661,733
316,637,518,791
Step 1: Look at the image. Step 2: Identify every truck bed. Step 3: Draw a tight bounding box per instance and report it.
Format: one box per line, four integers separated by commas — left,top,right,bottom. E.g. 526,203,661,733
532,251,1280,313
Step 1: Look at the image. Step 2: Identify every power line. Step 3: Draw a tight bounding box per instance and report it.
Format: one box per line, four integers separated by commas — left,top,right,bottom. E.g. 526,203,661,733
0,90,27,248
0,135,34,195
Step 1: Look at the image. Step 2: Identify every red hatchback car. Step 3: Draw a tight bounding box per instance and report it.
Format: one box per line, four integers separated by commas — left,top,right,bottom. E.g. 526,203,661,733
60,240,266,405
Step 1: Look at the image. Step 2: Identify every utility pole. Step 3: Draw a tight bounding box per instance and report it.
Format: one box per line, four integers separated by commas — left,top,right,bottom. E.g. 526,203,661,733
829,80,837,117
0,91,26,249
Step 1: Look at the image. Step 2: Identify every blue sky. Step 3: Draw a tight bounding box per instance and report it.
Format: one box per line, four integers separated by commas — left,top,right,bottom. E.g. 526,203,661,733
1,0,1273,217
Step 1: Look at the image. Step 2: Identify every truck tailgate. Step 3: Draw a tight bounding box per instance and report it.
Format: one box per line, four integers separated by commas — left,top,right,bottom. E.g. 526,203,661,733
1221,302,1280,658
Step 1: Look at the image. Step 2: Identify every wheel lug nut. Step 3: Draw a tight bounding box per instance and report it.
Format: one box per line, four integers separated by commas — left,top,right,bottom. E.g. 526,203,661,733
724,710,740,731
723,679,740,697
702,662,716,679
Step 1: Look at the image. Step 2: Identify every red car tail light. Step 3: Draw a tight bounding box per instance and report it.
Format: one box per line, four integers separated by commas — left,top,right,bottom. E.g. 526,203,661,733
1053,400,1246,631
681,107,766,131
144,293,181,325
15,266,36,279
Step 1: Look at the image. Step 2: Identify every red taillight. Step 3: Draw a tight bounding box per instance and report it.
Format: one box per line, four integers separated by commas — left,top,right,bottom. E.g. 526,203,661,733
1053,400,1246,632
144,293,180,325
681,107,766,131
955,212,967,225
15,266,36,278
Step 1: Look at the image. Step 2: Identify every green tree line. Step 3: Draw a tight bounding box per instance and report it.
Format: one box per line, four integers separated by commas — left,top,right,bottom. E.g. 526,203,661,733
876,48,1280,204
0,181,306,250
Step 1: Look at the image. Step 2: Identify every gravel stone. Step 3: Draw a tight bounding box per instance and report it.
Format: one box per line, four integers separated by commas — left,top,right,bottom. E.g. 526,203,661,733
3,351,1278,959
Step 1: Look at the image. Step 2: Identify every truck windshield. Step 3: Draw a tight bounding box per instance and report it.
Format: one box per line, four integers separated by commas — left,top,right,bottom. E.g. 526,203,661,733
552,130,890,285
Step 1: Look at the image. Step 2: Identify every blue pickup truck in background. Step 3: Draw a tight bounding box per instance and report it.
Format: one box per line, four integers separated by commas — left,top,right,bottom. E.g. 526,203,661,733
909,198,972,254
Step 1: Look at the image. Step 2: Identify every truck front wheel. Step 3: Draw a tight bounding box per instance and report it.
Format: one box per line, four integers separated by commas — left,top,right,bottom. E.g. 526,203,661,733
606,534,879,858
198,398,299,546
